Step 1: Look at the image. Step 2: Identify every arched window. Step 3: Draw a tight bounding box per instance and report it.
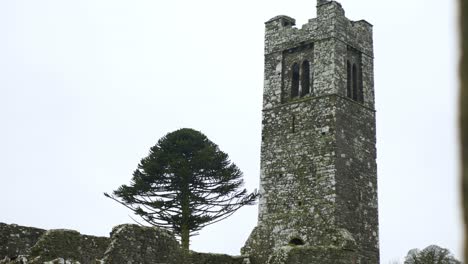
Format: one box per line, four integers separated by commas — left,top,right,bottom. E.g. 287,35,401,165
358,68,364,102
291,63,300,98
301,60,310,96
347,46,364,103
347,60,352,98
352,64,358,101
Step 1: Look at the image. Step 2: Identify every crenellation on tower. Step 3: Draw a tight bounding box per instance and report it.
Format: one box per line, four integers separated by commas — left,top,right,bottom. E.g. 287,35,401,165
243,0,379,263
316,1,345,20
262,2,375,110
265,15,296,27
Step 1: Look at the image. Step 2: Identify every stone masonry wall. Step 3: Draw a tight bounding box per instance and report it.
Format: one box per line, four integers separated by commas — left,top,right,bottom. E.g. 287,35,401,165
335,96,379,263
267,246,360,264
0,223,45,259
101,224,186,264
189,252,244,264
0,223,245,264
28,229,108,264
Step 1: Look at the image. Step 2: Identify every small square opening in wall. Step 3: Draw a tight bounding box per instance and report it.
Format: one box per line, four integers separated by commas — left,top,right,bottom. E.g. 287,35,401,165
289,238,305,246
320,126,330,135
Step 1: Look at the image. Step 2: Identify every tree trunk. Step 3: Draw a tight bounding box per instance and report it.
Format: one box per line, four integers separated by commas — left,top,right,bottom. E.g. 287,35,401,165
181,221,190,251
181,198,190,251
460,0,468,263
180,174,191,251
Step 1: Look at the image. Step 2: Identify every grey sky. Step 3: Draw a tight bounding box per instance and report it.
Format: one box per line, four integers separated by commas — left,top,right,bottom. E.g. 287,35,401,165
0,0,460,263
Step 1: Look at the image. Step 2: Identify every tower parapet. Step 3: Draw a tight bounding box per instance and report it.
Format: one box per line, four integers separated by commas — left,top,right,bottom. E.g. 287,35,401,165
262,0,374,111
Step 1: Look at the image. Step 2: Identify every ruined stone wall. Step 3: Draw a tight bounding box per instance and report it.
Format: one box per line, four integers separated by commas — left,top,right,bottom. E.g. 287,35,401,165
101,224,186,264
28,229,109,264
189,252,244,264
0,223,45,259
0,223,247,264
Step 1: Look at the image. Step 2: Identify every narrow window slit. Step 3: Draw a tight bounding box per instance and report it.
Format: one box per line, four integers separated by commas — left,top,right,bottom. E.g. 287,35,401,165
358,66,364,102
347,60,352,98
301,60,310,96
291,63,300,98
352,64,358,101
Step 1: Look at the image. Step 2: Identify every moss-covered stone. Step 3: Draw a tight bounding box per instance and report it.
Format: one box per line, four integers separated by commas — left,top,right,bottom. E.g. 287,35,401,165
28,229,108,264
101,224,186,264
267,246,359,264
0,223,249,264
0,255,28,264
0,223,45,259
189,252,245,264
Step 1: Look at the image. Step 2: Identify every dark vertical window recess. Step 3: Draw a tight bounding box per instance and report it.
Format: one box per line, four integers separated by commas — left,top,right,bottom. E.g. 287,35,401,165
310,62,314,94
358,68,364,102
346,46,364,103
352,64,358,101
346,60,352,98
301,60,310,96
291,63,300,98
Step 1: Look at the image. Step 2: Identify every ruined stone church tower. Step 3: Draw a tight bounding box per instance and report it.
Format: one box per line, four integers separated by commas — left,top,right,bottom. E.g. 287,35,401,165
242,0,379,263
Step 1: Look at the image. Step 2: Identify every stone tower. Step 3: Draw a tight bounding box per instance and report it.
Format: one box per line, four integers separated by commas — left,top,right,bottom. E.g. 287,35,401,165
242,1,379,264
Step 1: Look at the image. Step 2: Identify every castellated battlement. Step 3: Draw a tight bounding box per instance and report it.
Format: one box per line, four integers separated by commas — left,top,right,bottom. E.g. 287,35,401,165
262,0,375,113
265,1,373,57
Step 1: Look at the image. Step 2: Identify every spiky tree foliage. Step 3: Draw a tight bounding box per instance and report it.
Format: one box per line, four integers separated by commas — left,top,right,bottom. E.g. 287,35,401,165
404,245,461,264
105,128,258,250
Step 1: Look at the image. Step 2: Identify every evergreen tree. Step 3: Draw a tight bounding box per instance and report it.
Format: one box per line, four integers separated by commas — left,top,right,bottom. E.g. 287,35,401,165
105,128,258,250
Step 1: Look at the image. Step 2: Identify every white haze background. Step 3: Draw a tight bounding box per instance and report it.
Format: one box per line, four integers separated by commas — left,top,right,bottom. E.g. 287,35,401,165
0,0,461,263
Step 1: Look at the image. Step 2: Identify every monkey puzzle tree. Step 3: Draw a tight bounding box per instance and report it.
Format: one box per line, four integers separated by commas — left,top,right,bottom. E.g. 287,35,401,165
105,128,258,250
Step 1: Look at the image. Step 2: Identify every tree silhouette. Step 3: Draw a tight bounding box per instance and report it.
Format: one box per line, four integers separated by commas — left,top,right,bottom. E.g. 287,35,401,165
105,128,258,250
404,245,461,264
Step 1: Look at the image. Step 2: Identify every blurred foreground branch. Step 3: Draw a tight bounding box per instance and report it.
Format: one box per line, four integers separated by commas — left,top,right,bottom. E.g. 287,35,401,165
460,0,468,262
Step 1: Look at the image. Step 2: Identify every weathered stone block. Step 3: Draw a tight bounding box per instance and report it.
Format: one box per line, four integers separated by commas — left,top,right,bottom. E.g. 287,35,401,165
28,229,108,264
101,224,186,264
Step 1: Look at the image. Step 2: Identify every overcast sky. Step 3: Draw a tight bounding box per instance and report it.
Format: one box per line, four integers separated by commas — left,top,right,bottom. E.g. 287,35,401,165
0,0,461,263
